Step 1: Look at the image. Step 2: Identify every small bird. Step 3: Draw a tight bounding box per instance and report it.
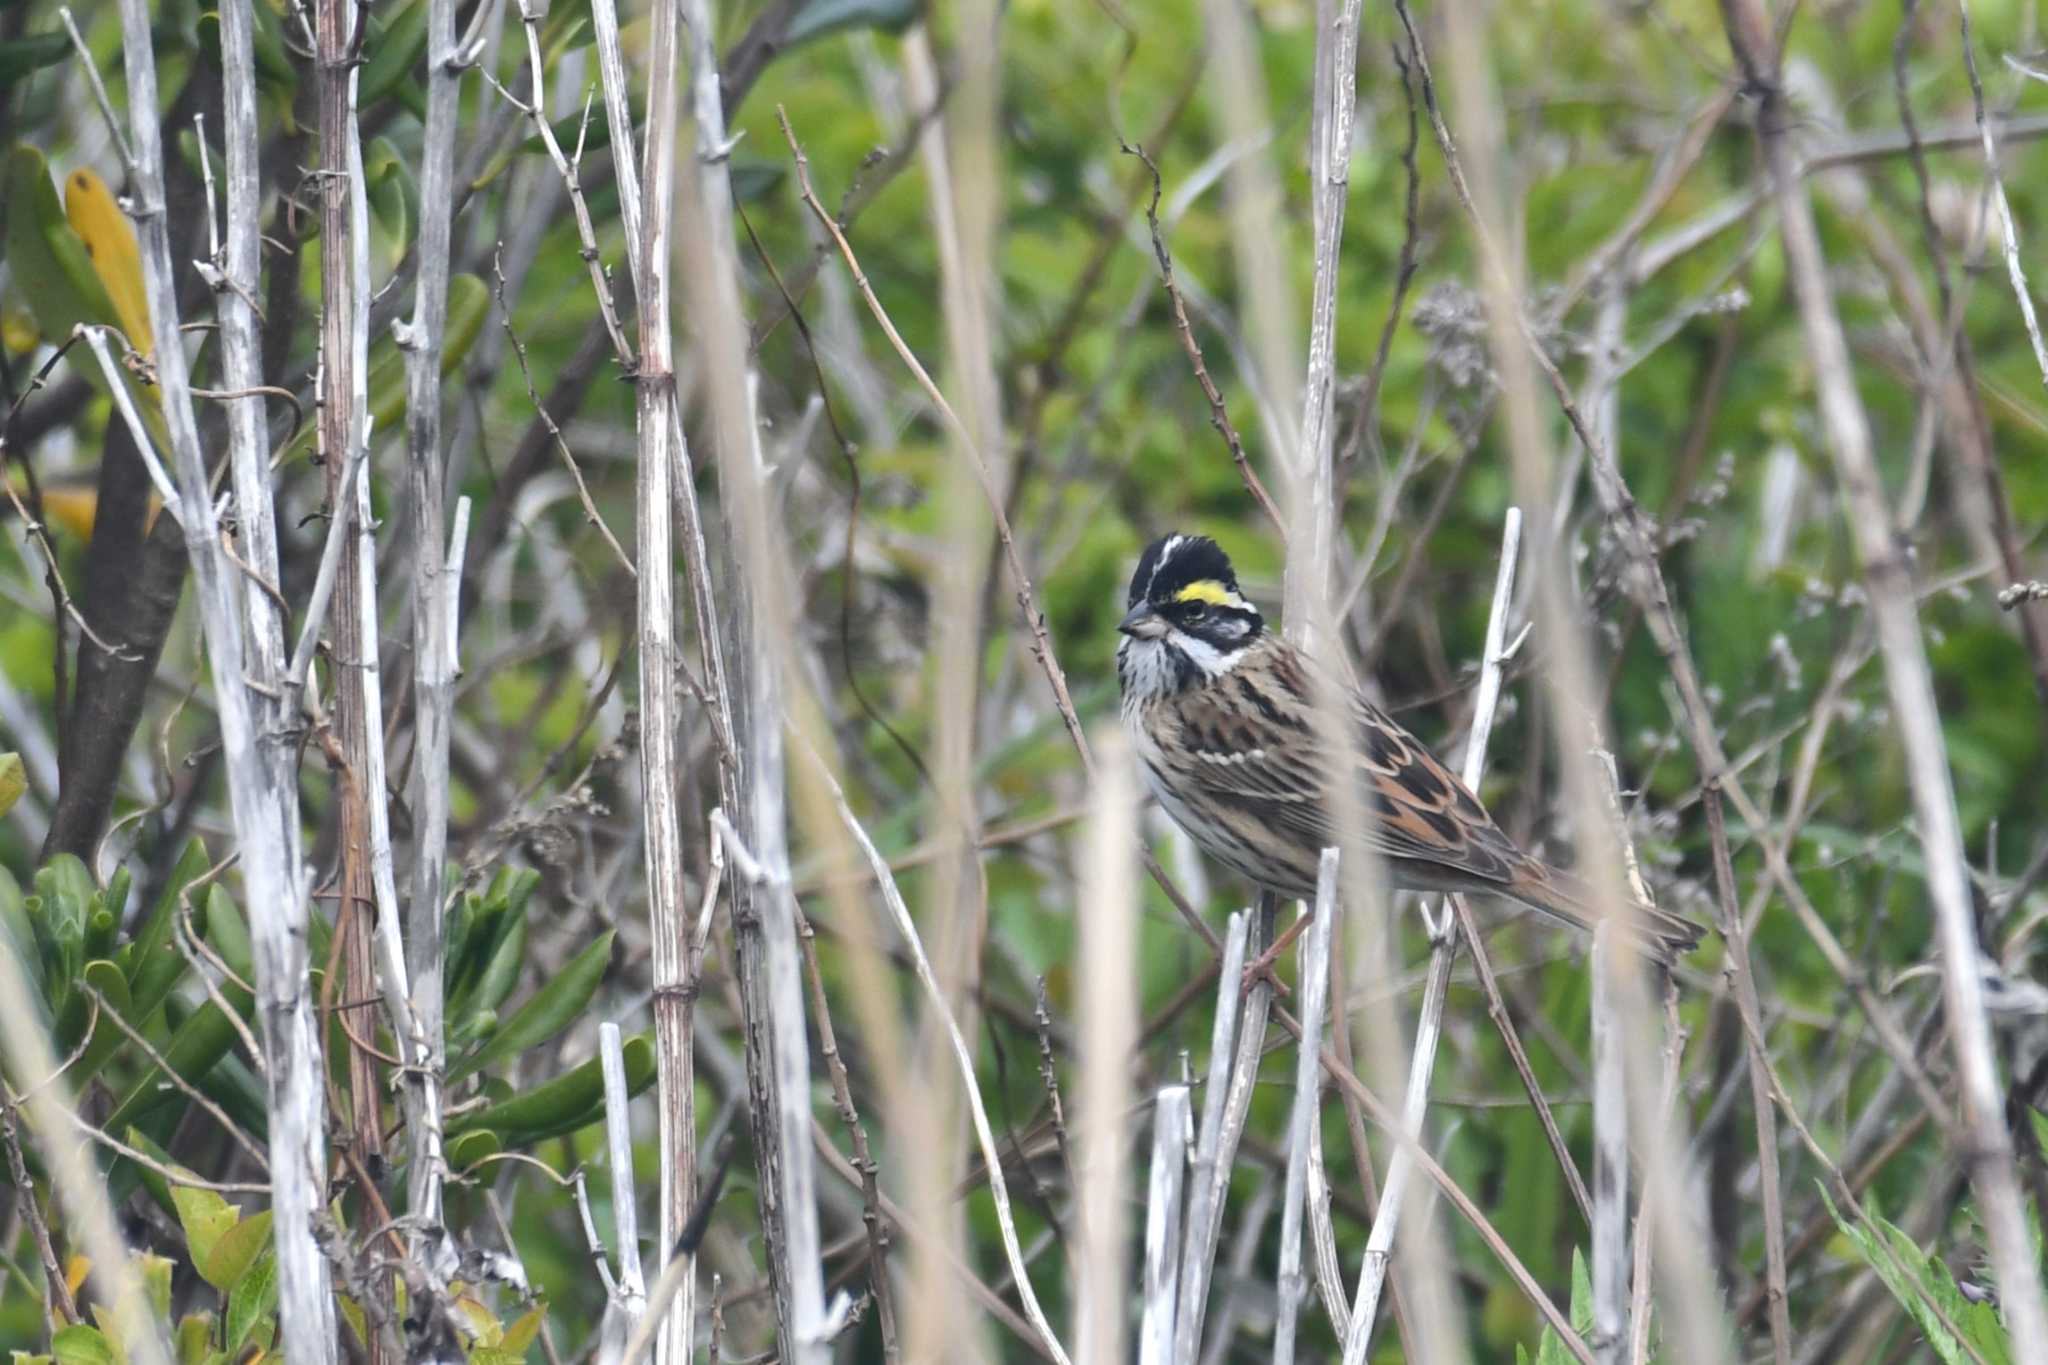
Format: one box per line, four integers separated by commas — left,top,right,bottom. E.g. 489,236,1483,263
1116,533,1703,963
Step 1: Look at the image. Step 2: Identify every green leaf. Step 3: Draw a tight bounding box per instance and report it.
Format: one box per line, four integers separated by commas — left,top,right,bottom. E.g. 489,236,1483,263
4,146,120,359
48,1326,115,1365
364,136,418,269
124,838,210,1015
194,8,296,87
105,974,254,1136
33,854,95,942
69,959,134,1078
204,884,253,984
501,1301,546,1354
173,1313,214,1365
445,1127,501,1171
0,751,25,817
781,0,919,49
1528,1246,1591,1365
224,1249,276,1355
196,1209,271,1294
468,908,529,1020
447,1031,655,1146
0,32,68,86
729,157,785,204
0,864,51,1015
139,1253,173,1321
169,1185,239,1282
357,0,427,108
1821,1187,2013,1365
450,929,614,1082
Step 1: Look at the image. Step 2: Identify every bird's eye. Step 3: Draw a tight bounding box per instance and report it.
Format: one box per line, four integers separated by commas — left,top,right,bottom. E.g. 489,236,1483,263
1182,602,1208,621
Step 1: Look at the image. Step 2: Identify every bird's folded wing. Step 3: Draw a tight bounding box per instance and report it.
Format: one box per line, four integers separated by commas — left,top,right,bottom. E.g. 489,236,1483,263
1165,685,1529,891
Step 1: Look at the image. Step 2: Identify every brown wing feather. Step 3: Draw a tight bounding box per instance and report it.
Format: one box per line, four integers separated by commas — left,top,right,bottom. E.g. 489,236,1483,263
1159,645,1529,889
1154,642,1704,960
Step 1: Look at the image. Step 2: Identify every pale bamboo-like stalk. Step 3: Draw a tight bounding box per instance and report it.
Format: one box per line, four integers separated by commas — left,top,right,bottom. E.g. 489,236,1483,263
897,18,999,1358
902,20,1003,1359
1589,929,1629,1362
1074,734,1139,1365
1138,1084,1191,1365
629,0,696,1357
1297,0,1364,628
601,1021,649,1338
394,0,465,1247
0,945,171,1365
210,0,287,704
1720,0,2048,1351
1584,286,1631,1364
112,2,335,1356
1170,909,1251,1359
348,451,458,1304
1273,847,1341,1365
311,0,388,1275
674,0,830,1353
1343,507,1521,1363
1959,0,2048,386
1305,1106,1352,1334
506,0,631,360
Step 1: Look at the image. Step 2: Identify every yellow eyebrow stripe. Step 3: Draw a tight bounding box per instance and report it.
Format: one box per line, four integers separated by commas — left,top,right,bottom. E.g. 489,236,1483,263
1173,580,1236,606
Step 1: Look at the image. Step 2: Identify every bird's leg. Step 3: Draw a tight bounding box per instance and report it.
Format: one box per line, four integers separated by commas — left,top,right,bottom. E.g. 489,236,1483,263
1240,906,1311,998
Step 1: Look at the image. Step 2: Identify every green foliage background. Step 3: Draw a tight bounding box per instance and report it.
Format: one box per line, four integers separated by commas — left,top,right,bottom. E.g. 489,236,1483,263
1,0,2047,1358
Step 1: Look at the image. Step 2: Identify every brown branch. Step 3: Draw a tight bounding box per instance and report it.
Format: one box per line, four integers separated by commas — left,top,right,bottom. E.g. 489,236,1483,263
1121,140,1286,538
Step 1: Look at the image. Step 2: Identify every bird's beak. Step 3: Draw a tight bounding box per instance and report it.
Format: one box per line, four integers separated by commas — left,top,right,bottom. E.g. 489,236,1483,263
1119,603,1167,639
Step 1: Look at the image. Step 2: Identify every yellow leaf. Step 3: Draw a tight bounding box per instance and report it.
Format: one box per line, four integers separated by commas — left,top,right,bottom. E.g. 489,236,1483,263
3,307,39,353
500,1302,546,1354
42,486,98,541
63,168,151,360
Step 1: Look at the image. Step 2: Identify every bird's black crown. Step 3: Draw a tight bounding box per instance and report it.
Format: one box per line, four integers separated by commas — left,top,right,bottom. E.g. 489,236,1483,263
1128,534,1242,608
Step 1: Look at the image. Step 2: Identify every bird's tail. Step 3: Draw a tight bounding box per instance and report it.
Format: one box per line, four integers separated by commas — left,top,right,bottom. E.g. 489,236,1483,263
1510,862,1707,966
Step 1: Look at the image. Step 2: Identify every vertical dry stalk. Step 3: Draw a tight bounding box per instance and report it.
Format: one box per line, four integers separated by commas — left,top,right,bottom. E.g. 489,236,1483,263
1588,930,1629,1361
1198,0,1303,484
311,0,386,1260
1344,508,1522,1363
1139,1084,1192,1365
394,0,465,1246
1291,0,1462,1354
1074,734,1139,1364
1720,1,2048,1351
1274,847,1341,1365
1298,0,1364,625
114,2,337,1358
902,16,1001,1357
602,1022,650,1338
632,0,696,1357
1584,288,1631,1364
1171,909,1252,1358
674,0,831,1353
0,962,171,1365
